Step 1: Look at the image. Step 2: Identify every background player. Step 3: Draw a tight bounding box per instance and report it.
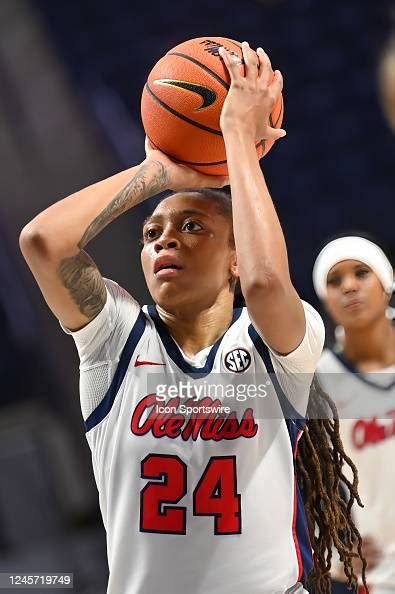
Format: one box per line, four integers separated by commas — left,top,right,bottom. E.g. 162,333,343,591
314,236,395,594
20,42,365,594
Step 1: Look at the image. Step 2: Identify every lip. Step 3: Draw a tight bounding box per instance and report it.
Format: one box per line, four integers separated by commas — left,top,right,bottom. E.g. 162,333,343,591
153,255,183,275
156,268,183,278
343,299,364,310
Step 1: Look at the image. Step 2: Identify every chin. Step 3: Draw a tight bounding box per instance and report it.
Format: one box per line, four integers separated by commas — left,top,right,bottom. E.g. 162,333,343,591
342,312,372,330
150,284,190,309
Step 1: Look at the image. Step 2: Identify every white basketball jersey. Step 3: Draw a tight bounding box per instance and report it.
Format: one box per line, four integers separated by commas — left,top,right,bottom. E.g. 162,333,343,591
62,279,325,594
317,349,395,590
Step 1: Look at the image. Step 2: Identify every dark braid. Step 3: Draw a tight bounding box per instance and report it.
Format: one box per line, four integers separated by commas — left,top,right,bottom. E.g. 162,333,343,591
298,375,368,594
163,189,368,591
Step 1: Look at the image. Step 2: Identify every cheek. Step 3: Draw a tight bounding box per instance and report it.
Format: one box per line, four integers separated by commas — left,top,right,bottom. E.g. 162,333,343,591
325,292,343,319
140,248,152,276
369,284,387,310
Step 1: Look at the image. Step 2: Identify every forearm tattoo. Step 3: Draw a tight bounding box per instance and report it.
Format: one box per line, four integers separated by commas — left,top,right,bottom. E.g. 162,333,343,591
79,160,169,248
58,250,107,319
57,160,168,319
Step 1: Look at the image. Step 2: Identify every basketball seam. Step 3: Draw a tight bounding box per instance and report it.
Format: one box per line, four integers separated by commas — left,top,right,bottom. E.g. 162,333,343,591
165,50,282,130
269,95,283,128
159,140,264,167
224,39,242,51
145,83,223,136
167,51,230,90
274,95,284,127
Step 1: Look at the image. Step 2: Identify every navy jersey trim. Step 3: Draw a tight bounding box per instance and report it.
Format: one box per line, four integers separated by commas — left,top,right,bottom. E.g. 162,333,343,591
333,350,395,391
147,305,243,378
248,324,312,582
84,310,146,433
248,324,305,425
294,477,314,581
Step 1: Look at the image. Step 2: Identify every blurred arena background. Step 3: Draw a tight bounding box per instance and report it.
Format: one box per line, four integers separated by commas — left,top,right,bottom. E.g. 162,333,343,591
1,0,394,592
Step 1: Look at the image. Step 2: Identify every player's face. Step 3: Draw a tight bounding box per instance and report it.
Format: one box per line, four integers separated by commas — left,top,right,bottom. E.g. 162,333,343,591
324,260,388,329
140,193,237,311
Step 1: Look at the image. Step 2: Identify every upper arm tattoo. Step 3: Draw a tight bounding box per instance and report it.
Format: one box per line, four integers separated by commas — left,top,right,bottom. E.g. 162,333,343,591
57,250,106,320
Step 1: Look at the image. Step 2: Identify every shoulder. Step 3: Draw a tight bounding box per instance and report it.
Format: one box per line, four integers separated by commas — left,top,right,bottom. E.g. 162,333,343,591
245,300,325,374
316,348,342,373
61,277,142,363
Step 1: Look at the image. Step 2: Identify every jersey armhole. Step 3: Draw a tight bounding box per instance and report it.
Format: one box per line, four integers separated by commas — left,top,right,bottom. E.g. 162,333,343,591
248,323,306,432
84,310,146,432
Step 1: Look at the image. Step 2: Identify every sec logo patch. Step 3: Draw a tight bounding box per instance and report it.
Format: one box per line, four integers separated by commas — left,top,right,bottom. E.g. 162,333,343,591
224,348,251,373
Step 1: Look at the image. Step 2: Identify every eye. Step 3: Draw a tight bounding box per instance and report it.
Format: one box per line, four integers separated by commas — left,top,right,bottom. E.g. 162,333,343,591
182,220,203,232
356,268,369,278
143,227,161,242
327,275,341,287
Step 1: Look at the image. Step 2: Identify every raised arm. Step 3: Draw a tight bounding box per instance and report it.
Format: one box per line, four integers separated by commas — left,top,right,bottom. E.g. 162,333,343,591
219,42,305,355
20,154,227,331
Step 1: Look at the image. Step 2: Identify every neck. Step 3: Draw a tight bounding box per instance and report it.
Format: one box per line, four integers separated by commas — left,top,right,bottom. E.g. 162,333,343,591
156,290,235,358
342,316,395,371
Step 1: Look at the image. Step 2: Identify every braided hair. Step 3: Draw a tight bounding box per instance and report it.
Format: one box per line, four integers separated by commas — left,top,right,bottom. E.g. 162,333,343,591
298,375,368,593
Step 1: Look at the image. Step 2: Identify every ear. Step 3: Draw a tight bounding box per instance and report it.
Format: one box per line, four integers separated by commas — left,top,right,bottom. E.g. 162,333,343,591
229,250,238,281
384,290,392,306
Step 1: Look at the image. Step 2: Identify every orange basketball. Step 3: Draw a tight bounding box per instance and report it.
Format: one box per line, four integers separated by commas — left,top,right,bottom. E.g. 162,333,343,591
141,37,284,175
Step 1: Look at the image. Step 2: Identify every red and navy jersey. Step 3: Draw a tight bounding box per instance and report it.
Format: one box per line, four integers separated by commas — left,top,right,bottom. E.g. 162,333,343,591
318,349,395,591
62,279,324,594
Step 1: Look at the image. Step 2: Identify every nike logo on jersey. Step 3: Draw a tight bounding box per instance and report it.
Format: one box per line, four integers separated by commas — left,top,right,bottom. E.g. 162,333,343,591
153,79,217,110
134,355,165,367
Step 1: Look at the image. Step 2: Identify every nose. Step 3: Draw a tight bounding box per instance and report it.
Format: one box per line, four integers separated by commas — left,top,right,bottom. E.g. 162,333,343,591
341,273,358,294
154,228,180,253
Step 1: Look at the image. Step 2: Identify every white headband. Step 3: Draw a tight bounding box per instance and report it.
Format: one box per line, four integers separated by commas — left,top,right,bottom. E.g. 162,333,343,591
313,236,394,299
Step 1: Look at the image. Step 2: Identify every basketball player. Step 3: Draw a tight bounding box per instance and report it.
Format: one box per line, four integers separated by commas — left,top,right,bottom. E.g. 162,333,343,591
313,236,395,594
20,43,364,594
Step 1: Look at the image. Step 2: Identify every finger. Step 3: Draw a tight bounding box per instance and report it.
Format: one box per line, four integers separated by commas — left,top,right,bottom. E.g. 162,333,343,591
365,556,381,570
269,70,284,100
242,41,259,81
262,127,287,141
365,544,383,557
257,47,272,84
144,135,151,156
219,46,242,83
145,135,157,156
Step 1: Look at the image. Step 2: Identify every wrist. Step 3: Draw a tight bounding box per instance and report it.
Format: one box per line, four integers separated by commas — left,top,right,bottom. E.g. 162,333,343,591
221,122,256,145
141,157,171,193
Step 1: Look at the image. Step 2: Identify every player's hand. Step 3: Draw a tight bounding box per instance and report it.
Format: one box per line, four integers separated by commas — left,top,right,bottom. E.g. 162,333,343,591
352,535,382,576
219,41,286,142
144,137,229,191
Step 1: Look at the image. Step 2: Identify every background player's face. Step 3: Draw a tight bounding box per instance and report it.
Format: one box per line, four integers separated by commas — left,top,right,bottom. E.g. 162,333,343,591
324,259,388,329
140,193,237,311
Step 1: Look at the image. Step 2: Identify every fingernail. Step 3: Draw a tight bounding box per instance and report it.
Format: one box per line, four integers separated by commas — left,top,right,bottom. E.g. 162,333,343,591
279,130,287,137
257,47,264,53
242,41,250,47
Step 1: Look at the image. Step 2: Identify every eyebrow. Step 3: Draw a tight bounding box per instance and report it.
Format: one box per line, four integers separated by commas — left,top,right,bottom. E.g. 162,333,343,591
327,262,370,277
143,209,213,227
